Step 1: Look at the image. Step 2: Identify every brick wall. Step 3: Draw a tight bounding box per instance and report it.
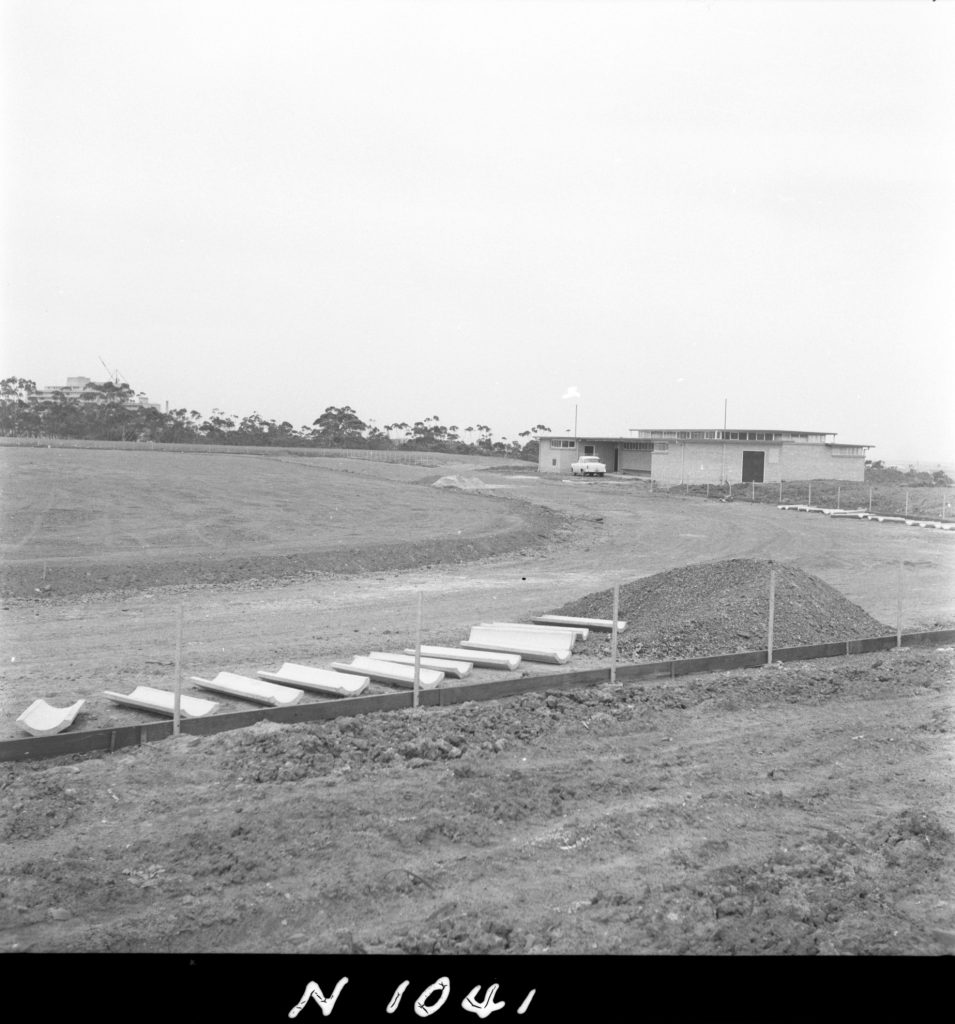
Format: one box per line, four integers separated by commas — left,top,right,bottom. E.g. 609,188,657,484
651,441,865,484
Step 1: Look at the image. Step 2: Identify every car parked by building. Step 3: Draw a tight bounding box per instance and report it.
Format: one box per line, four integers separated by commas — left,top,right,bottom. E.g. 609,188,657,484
571,455,606,476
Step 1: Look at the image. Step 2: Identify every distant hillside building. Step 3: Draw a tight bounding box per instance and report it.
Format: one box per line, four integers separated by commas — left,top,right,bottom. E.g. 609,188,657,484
538,428,870,484
34,376,160,411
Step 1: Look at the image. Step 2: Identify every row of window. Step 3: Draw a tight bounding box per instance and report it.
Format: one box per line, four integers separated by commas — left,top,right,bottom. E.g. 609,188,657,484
550,437,860,452
551,439,658,451
638,430,819,442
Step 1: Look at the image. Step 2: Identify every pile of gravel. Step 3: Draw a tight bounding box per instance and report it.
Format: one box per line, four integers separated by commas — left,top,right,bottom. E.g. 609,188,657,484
549,558,889,661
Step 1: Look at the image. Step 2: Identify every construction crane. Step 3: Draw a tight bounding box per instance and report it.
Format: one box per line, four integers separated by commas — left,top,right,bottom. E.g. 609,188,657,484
98,357,129,387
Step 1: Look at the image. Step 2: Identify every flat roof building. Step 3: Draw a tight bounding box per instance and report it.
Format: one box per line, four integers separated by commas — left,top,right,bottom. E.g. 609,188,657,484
538,428,871,484
33,376,160,411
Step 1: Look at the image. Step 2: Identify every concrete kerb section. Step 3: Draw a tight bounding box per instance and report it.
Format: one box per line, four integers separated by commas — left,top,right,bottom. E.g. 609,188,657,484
534,614,627,632
368,652,474,678
16,699,86,738
409,646,522,670
4,628,955,763
480,622,588,643
190,672,304,707
330,656,445,689
102,686,220,719
465,626,575,662
258,663,370,697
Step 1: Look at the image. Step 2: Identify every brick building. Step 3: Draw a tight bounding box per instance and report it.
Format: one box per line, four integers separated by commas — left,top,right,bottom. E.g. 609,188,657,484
537,427,870,484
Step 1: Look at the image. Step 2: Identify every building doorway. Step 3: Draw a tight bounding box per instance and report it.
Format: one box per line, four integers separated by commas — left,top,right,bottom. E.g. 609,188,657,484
742,450,765,483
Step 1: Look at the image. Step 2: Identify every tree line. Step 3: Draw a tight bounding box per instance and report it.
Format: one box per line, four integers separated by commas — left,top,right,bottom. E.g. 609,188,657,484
864,459,952,488
0,377,551,459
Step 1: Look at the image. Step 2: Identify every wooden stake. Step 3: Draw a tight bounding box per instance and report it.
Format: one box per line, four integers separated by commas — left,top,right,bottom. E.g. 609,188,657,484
173,602,184,737
610,584,619,684
413,591,423,708
767,569,775,664
896,560,903,649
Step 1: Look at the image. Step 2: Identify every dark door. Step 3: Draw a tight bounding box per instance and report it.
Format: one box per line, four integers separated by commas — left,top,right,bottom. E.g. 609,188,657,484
741,450,765,483
613,448,619,472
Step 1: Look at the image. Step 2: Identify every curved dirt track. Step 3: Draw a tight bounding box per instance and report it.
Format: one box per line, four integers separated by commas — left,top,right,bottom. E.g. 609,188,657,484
2,466,954,739
1,456,953,962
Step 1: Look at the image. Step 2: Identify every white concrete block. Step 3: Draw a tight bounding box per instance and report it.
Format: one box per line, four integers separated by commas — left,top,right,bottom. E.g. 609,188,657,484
481,622,587,642
411,645,522,670
258,663,370,696
102,686,220,718
369,652,472,677
16,699,85,737
533,614,627,632
331,657,444,689
460,638,572,664
468,625,573,652
190,672,303,707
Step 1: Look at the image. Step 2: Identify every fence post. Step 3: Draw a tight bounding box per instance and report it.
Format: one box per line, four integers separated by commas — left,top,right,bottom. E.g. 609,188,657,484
837,485,841,510
751,480,755,502
173,603,184,737
778,480,782,503
868,487,873,512
904,490,909,516
808,482,812,506
413,591,423,708
767,568,775,664
896,561,903,649
611,584,619,684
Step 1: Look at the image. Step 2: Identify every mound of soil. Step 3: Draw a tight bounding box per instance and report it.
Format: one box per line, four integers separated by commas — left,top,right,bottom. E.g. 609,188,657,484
431,475,503,491
549,558,889,661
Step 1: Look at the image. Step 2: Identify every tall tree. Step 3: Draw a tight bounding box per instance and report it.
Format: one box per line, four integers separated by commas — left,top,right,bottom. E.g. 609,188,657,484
311,405,367,447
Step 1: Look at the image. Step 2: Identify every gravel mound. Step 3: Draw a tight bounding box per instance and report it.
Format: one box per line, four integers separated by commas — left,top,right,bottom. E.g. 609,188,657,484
431,475,502,491
549,558,889,661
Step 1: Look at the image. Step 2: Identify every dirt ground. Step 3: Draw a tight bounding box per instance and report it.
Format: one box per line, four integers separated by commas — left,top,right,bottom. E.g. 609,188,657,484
1,449,954,958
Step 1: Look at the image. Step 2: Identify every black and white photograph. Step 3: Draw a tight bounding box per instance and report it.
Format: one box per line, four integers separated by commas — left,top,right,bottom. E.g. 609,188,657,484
1,0,953,1014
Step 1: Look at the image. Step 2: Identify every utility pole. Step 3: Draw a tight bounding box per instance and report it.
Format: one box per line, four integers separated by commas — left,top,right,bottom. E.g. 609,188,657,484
720,398,727,485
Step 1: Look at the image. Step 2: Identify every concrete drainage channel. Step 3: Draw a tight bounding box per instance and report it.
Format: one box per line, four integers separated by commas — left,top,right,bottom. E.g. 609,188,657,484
3,627,954,764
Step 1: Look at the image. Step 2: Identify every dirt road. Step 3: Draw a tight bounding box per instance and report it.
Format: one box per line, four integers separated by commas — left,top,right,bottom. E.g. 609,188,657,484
1,455,953,964
3,468,953,739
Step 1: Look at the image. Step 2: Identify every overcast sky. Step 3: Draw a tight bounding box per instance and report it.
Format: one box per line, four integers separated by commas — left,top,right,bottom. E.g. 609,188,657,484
2,1,953,463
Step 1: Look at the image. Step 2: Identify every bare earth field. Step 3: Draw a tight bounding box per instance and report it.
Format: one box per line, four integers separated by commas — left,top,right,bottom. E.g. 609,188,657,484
1,446,954,985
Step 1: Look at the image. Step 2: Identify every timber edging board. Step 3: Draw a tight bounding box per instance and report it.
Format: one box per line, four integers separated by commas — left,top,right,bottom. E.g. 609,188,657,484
2,628,954,763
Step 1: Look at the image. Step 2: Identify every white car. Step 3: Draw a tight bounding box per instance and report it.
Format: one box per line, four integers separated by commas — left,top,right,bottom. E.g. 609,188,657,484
571,455,606,476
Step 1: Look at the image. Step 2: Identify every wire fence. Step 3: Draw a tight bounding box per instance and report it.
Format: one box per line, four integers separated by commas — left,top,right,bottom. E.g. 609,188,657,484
648,478,953,521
